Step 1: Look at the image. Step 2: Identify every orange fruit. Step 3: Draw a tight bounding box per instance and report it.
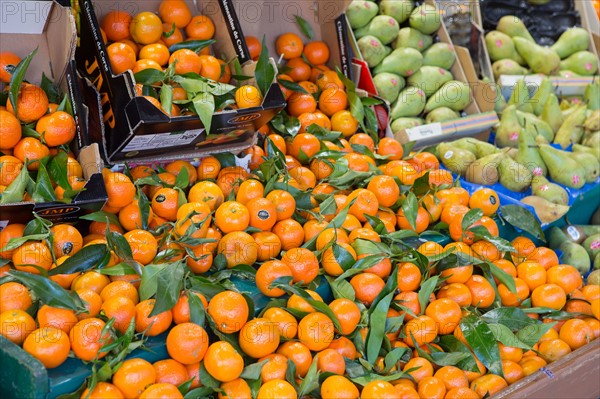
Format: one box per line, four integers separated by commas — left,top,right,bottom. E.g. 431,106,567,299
13,137,49,171
276,33,304,59
434,366,468,391
367,175,400,208
252,231,282,261
437,283,472,308
286,57,312,82
317,348,346,375
113,358,156,398
350,272,385,306
538,338,572,363
259,354,288,383
469,188,500,216
119,200,155,232
345,188,379,223
204,341,244,382
219,378,252,399
100,296,136,334
168,49,201,75
0,309,36,345
246,35,262,61
397,263,423,292
321,376,359,399
0,223,25,259
166,322,209,365
6,83,49,123
199,54,222,81
546,264,582,294
139,383,182,399
362,380,401,399
139,43,170,67
158,0,192,28
377,137,405,160
276,341,313,377
256,260,293,297
235,85,263,108
319,88,348,116
0,155,23,186
404,315,438,347
304,41,330,65
185,15,215,40
0,109,21,150
287,92,317,117
316,70,344,90
37,304,78,334
256,380,297,399
80,382,124,399
498,277,530,307
298,312,334,351
263,307,298,339
418,376,447,399
101,10,132,41
465,275,495,308
281,247,319,284
239,318,280,358
470,374,507,398
104,172,135,209
526,246,559,270
397,206,429,233
130,11,163,44
425,298,461,335
207,290,249,334
511,236,537,259
69,318,110,361
559,318,594,350
328,298,361,335
124,229,157,265
12,241,53,274
517,260,547,291
50,224,83,257
531,283,567,310
0,52,21,83
23,327,70,368
135,299,173,336
217,231,258,268
107,42,136,75
272,219,305,251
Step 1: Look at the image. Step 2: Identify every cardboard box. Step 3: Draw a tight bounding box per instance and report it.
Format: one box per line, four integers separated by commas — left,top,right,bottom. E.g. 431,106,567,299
343,1,497,146
0,1,107,225
75,0,286,163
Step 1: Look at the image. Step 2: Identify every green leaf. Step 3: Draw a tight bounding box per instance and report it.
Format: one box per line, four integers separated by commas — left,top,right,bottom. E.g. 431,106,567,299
48,151,71,191
80,211,121,226
277,78,309,94
332,242,356,271
488,323,532,350
107,231,133,261
137,189,151,231
192,92,215,133
516,322,556,348
139,264,165,300
8,48,37,116
184,387,215,399
96,263,137,276
469,226,515,252
286,359,299,389
295,15,314,40
160,83,174,116
199,362,220,389
174,166,190,189
134,69,166,85
384,347,410,373
461,208,484,232
240,359,270,380
401,192,418,231
459,314,503,376
150,261,185,316
350,371,410,386
255,35,275,97
212,152,237,168
481,308,537,331
8,270,86,311
40,73,60,103
427,349,471,367
500,205,545,240
418,276,439,314
32,162,57,202
325,275,355,301
298,355,320,397
168,39,216,53
319,195,337,216
172,76,212,94
187,290,206,327
48,244,109,275
0,233,48,254
488,261,517,294
438,335,480,373
366,292,395,364
0,164,29,204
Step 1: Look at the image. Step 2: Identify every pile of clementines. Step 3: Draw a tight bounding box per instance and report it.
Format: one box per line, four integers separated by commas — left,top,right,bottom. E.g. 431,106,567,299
1,117,599,399
0,50,87,203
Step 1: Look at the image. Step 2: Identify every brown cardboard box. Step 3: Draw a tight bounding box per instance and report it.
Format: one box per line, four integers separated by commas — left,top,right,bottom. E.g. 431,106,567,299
0,1,107,225
75,0,286,163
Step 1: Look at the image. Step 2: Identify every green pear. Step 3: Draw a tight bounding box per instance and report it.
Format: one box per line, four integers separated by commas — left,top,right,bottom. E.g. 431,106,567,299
437,142,476,175
347,0,379,29
541,94,564,134
495,105,522,148
548,226,571,248
492,83,507,114
422,42,456,70
570,152,599,183
539,144,586,189
584,132,600,148
485,31,525,64
358,35,388,67
424,81,471,113
465,152,503,185
508,79,534,113
451,138,479,155
407,66,453,97
492,59,528,80
531,175,569,205
513,37,561,75
390,117,423,132
425,107,459,123
573,144,600,160
551,28,590,59
560,51,599,76
379,0,414,24
553,104,587,149
558,241,591,274
588,269,600,283
530,78,553,116
515,123,547,176
558,70,581,78
373,72,405,103
585,80,600,110
373,47,423,77
498,156,533,192
497,15,535,42
390,87,426,118
507,148,518,159
473,141,499,158
409,3,441,35
516,111,554,142
522,196,570,224
393,27,433,52
535,135,549,145
355,15,400,45
583,233,600,259
584,110,600,133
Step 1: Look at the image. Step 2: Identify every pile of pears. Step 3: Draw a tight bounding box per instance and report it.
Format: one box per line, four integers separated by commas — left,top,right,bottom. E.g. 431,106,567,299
347,0,472,133
485,16,599,79
548,219,600,275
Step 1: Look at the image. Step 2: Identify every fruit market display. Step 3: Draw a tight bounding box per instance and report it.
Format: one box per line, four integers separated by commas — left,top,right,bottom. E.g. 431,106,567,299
347,1,473,133
0,51,87,204
1,1,600,399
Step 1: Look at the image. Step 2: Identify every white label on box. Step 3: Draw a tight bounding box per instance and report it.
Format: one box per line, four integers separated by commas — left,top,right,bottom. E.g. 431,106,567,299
122,130,204,152
405,123,444,142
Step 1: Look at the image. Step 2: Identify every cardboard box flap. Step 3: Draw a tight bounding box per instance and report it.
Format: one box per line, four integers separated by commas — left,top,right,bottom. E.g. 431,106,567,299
0,1,76,87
